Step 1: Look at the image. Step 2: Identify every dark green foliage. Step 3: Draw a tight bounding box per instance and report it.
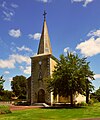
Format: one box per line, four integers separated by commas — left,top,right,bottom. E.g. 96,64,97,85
15,101,30,106
0,90,13,101
95,87,100,101
91,98,99,103
11,75,27,99
0,76,5,93
88,99,94,105
91,87,100,102
0,76,5,100
47,52,94,106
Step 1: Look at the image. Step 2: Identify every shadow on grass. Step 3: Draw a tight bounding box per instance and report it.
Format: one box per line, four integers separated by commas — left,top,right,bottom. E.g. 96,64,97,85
42,104,87,109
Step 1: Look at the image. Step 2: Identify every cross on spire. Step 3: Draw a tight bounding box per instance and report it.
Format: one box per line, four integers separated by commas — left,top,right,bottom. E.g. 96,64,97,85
43,10,47,20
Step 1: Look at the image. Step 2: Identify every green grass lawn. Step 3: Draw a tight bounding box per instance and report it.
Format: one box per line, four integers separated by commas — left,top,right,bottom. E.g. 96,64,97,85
0,103,100,120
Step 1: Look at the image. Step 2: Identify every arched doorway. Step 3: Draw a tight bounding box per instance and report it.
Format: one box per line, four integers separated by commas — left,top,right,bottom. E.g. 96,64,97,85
38,89,45,103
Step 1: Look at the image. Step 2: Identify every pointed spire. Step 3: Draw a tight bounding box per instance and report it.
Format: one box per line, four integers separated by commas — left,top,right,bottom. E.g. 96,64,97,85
37,11,52,55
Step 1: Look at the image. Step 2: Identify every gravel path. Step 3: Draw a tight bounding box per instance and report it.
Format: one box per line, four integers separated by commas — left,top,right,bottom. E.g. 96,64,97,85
9,105,43,111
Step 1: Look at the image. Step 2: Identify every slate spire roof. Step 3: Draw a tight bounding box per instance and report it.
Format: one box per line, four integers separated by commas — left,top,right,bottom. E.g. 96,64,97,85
37,10,52,55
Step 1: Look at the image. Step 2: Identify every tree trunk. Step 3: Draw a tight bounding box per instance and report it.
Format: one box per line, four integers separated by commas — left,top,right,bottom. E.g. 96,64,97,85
86,79,89,104
86,88,89,104
70,92,73,107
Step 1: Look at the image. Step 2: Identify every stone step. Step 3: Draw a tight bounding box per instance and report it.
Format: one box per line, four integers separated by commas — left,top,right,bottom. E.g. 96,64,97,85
33,103,50,107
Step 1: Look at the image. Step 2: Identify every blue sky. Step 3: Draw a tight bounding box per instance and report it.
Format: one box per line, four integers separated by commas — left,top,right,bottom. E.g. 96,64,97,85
0,0,100,91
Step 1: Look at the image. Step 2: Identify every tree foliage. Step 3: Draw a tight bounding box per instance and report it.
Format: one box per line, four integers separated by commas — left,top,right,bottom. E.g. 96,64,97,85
0,75,5,93
11,75,27,99
0,90,13,101
92,87,100,102
48,52,94,106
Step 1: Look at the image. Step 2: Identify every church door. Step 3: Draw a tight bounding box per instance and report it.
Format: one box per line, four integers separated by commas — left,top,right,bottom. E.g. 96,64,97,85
38,89,45,103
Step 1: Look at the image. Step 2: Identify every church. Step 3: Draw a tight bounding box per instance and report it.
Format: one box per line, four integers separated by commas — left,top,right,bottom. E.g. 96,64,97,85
27,11,86,105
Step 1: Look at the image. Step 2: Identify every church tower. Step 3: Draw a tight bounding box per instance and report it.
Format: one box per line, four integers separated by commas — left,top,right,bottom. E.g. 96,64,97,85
27,11,57,105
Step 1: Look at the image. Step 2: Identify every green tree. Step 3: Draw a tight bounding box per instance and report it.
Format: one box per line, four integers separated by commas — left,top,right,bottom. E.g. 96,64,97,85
0,75,5,100
0,75,5,93
48,52,94,106
11,75,27,99
94,87,100,101
80,62,94,103
1,90,13,101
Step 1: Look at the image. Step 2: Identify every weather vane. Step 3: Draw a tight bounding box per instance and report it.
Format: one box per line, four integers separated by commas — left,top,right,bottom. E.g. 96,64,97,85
43,10,47,20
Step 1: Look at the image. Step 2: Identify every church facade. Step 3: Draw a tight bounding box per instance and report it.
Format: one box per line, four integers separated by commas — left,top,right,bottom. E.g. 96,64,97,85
27,11,86,105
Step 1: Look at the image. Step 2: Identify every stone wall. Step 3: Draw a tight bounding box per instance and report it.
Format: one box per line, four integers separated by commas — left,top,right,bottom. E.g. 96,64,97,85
30,54,55,104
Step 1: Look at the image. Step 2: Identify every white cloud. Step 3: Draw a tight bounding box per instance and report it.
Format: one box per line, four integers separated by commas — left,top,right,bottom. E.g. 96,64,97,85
28,33,41,40
64,47,76,55
0,59,15,69
19,65,31,75
0,1,18,21
76,29,100,57
71,0,84,2
3,10,14,21
17,46,32,52
71,0,94,7
9,29,21,38
83,0,93,7
19,66,24,71
87,29,100,37
76,37,100,57
94,74,100,79
4,71,10,74
0,1,6,8
64,47,69,53
0,54,31,69
11,3,19,8
36,0,52,3
10,54,31,65
23,66,31,74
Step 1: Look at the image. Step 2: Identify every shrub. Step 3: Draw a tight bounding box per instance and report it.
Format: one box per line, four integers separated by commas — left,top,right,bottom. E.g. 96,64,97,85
88,99,94,105
15,101,30,106
0,105,11,114
77,102,88,106
0,96,2,101
91,98,99,103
